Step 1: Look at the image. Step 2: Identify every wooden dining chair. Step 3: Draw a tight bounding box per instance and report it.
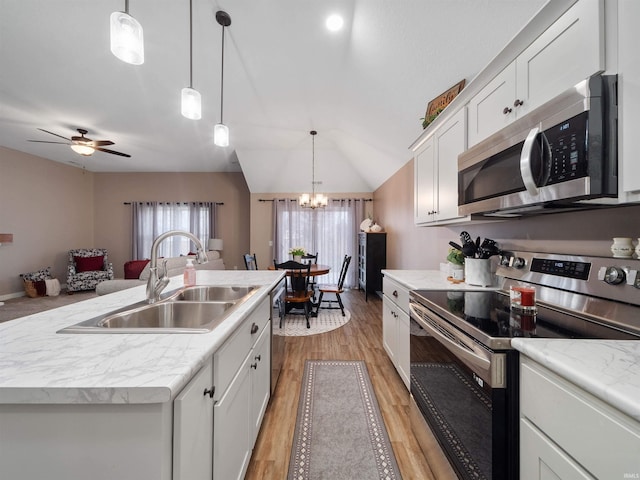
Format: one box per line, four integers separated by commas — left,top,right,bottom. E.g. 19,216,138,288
301,252,318,299
316,255,351,317
243,253,258,270
273,260,313,328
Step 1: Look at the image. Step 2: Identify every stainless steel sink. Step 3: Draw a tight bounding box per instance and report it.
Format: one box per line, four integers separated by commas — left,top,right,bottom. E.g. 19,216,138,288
167,285,258,302
58,285,261,334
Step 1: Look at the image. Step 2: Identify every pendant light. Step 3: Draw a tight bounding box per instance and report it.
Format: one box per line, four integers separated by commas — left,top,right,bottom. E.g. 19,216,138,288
181,0,201,119
110,0,144,65
299,131,328,209
214,11,231,147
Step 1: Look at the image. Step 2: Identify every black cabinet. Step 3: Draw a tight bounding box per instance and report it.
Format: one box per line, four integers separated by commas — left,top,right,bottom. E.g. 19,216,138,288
358,232,387,301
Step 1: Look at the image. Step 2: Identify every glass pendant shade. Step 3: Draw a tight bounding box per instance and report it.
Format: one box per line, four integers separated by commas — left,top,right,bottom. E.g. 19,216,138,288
214,123,229,147
181,88,202,120
70,144,95,156
110,11,144,65
299,193,310,207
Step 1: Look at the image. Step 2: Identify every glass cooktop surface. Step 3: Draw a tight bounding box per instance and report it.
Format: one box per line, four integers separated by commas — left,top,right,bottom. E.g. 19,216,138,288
411,289,638,345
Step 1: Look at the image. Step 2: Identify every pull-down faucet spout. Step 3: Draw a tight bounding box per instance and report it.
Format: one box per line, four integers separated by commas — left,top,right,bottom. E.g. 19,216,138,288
146,230,208,303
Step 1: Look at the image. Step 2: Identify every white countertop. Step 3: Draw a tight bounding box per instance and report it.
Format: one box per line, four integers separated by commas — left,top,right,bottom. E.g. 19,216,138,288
381,269,500,291
512,339,640,422
0,270,284,405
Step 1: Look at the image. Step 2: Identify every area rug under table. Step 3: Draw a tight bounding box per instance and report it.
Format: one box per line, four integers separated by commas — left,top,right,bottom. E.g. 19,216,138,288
275,309,351,337
288,360,402,480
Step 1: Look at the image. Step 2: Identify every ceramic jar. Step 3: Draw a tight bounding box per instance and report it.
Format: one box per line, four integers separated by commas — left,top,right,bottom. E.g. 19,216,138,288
293,255,302,263
464,258,494,287
611,237,634,258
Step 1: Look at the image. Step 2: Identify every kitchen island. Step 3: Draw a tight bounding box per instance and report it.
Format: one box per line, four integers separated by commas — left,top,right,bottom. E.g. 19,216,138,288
0,269,284,480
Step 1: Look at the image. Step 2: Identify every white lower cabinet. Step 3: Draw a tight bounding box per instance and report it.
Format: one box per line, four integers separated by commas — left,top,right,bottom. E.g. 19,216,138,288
382,276,410,389
174,297,272,480
520,355,640,479
173,361,214,480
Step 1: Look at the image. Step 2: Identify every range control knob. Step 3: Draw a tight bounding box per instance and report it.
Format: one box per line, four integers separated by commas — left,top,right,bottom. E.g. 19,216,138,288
604,266,626,285
512,257,526,269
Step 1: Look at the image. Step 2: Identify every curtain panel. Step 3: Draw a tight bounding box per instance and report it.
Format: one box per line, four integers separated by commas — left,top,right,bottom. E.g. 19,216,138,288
272,198,365,288
131,202,217,259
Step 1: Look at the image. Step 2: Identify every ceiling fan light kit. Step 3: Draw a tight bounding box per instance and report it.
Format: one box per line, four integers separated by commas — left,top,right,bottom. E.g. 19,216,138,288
181,0,201,120
299,130,328,209
214,10,232,147
110,2,144,66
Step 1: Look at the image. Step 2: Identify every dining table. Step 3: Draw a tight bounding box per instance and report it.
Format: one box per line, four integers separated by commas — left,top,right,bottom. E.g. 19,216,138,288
268,263,331,277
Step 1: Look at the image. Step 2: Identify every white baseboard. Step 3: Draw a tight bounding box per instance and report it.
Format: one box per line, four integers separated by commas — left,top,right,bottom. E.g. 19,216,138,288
0,291,26,302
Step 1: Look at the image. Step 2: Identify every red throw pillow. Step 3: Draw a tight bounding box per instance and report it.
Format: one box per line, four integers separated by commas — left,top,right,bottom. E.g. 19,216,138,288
74,255,104,273
124,259,150,279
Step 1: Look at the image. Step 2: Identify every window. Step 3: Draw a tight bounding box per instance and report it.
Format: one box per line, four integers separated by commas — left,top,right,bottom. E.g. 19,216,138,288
132,202,217,259
273,199,365,288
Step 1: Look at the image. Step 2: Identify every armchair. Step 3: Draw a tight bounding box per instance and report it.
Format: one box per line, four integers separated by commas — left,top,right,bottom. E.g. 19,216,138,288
67,248,114,293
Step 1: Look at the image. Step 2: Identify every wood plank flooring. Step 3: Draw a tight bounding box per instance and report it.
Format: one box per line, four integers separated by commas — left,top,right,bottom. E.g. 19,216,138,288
245,289,443,480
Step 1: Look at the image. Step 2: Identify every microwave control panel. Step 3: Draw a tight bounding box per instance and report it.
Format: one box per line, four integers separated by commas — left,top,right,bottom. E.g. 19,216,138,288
545,111,589,185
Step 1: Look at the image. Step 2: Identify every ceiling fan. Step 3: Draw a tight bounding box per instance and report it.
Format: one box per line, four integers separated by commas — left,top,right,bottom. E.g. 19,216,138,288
28,128,131,157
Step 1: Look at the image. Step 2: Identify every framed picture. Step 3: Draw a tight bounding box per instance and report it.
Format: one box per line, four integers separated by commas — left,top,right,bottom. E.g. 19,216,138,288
423,79,466,128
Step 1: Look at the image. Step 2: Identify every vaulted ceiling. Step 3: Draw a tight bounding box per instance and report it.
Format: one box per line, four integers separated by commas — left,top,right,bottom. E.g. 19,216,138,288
0,0,546,193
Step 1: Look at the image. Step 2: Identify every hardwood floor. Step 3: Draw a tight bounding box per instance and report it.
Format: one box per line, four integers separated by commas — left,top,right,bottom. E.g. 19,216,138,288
245,289,442,480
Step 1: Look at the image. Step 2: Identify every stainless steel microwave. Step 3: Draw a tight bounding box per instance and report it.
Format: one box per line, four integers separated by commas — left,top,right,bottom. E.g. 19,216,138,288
458,74,617,217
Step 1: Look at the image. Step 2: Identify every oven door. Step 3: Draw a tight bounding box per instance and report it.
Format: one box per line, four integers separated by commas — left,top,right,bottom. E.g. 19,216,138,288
409,300,517,480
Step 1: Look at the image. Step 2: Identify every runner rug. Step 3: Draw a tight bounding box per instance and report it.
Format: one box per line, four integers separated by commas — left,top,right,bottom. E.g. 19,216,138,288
288,360,402,480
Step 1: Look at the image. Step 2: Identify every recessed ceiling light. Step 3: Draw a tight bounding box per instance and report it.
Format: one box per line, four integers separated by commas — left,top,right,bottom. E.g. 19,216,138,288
325,14,344,32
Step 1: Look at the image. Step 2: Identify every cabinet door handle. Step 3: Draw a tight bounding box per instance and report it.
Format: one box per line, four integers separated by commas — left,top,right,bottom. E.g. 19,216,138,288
392,290,398,298
250,323,259,334
203,386,215,398
250,363,258,369
503,106,512,115
514,99,524,107
254,354,262,362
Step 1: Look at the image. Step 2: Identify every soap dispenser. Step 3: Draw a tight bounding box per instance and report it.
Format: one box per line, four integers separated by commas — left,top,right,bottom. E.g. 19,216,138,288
184,258,196,286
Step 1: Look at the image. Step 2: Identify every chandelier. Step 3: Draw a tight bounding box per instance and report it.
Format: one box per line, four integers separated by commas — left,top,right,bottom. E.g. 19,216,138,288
299,130,328,209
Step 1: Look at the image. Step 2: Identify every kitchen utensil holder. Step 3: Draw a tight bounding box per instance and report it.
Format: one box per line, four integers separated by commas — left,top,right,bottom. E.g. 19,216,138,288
465,258,493,286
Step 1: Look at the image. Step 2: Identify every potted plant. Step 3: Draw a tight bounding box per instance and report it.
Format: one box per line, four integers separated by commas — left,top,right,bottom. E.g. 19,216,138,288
289,247,306,262
446,247,465,280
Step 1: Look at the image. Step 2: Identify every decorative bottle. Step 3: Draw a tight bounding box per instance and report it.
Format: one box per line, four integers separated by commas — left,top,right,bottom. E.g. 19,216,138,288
184,258,196,286
611,237,634,258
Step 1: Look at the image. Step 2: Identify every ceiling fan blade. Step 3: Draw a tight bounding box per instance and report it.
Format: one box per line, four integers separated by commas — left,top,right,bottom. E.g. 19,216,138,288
27,140,70,144
94,147,131,158
90,140,115,147
38,128,71,142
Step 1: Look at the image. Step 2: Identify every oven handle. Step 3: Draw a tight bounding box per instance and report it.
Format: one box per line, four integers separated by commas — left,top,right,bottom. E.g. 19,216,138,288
410,302,505,388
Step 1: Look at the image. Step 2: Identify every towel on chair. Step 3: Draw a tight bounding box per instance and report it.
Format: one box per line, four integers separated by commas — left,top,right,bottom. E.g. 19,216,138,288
45,278,61,297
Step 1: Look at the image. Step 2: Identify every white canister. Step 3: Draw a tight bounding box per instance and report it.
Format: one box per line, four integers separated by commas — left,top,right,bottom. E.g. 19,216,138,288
611,237,633,258
635,238,640,259
464,258,493,287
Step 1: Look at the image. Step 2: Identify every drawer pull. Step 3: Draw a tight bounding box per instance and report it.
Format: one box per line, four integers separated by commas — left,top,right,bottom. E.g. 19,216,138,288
503,106,512,115
250,323,259,334
203,386,215,398
250,363,258,369
392,290,398,298
255,354,261,362
514,98,524,107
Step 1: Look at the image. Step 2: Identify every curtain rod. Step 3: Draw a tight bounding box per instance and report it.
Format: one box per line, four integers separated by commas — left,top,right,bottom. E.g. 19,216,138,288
258,198,372,202
124,202,224,205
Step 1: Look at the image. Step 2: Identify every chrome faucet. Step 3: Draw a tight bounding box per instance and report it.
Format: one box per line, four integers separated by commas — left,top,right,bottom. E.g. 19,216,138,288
146,230,209,303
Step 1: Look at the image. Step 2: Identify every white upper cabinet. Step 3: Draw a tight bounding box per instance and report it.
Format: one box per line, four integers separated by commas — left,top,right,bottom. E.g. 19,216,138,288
468,0,605,147
414,108,468,226
617,0,640,202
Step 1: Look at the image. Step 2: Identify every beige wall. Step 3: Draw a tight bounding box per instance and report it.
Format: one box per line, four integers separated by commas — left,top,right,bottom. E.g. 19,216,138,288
0,147,251,297
0,147,95,296
374,158,640,270
249,192,374,269
94,172,251,275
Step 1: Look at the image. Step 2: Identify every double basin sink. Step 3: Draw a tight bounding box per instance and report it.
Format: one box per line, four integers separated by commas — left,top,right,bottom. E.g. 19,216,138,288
58,285,259,334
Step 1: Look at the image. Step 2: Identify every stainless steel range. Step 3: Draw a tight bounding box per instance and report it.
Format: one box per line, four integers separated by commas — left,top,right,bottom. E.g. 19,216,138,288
409,251,640,480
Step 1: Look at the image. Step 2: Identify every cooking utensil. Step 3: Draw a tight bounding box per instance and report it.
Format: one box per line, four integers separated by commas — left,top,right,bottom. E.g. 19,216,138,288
449,241,463,251
460,231,477,258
